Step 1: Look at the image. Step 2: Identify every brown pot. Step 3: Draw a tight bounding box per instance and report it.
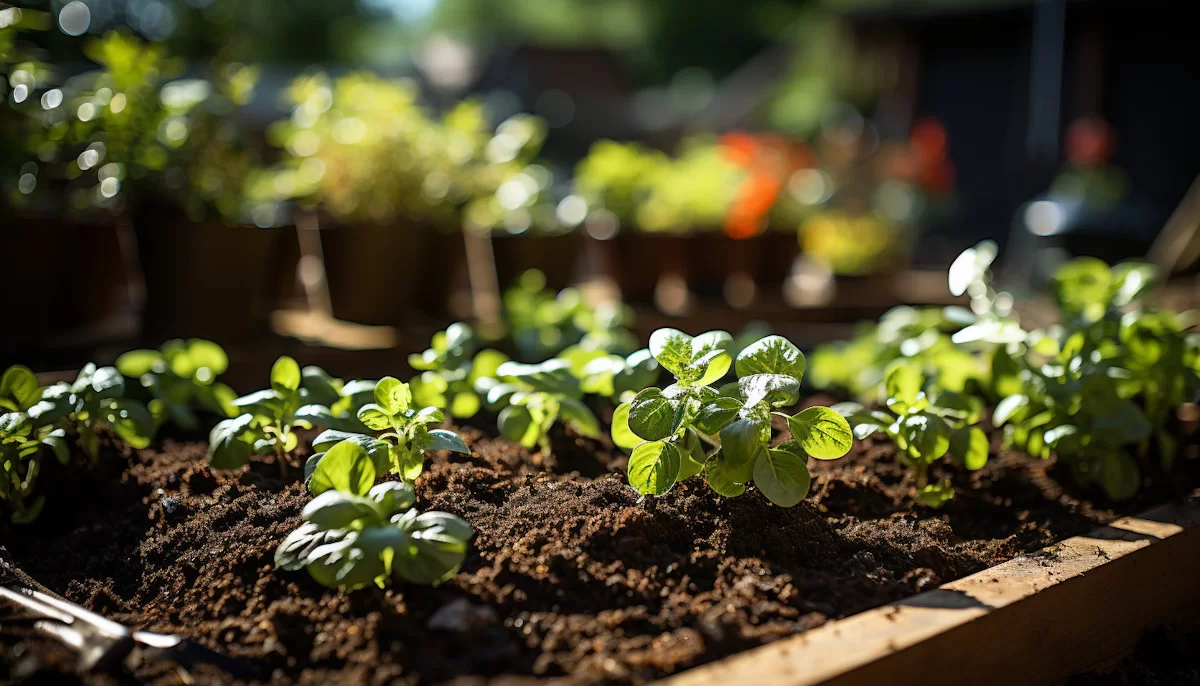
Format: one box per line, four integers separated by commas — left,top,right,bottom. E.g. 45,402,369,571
320,221,437,325
757,228,802,292
685,232,760,298
606,232,689,303
490,232,583,290
133,214,291,343
1,214,131,365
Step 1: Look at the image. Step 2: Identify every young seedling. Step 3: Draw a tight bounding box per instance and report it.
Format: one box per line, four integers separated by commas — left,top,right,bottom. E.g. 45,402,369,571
483,359,600,455
1,366,69,523
613,330,854,507
836,361,990,508
294,366,378,433
409,322,509,420
305,377,469,493
502,269,588,360
207,356,325,472
41,364,156,459
275,447,472,590
116,339,236,432
993,330,1153,501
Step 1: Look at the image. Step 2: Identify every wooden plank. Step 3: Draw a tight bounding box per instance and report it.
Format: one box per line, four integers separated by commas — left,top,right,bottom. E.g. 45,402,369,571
663,492,1200,686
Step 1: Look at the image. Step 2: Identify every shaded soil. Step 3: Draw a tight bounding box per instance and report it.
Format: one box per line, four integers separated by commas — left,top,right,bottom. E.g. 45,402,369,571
2,405,1199,685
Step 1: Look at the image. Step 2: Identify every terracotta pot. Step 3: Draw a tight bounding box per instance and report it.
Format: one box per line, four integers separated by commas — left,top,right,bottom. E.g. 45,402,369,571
133,214,291,343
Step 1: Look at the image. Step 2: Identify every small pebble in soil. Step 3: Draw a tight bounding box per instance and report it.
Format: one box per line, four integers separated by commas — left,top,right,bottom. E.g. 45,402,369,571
427,598,498,633
160,496,182,516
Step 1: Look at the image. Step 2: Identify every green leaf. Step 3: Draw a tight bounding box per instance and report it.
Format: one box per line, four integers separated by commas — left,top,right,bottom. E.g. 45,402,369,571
899,414,951,461
303,490,383,529
1099,452,1140,501
737,373,800,408
949,426,989,470
753,440,812,507
947,240,997,296
11,496,46,524
498,405,536,447
368,481,416,515
694,396,742,435
677,429,707,480
374,377,411,415
627,440,680,496
357,404,393,431
735,336,806,384
207,414,254,469
704,453,747,497
449,392,481,419
884,361,922,412
270,356,302,394
787,407,853,460
610,402,641,451
186,339,229,378
992,394,1029,426
90,366,125,399
309,439,377,497
649,328,693,377
418,429,470,455
917,480,955,508
628,388,674,441
559,397,600,438
115,350,162,379
1,366,40,411
720,417,767,482
108,398,155,449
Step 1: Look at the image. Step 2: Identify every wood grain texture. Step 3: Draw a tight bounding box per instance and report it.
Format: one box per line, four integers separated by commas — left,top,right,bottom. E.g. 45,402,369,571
662,492,1200,686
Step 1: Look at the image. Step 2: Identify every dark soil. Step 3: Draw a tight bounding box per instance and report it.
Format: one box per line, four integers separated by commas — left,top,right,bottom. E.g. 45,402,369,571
2,403,1198,685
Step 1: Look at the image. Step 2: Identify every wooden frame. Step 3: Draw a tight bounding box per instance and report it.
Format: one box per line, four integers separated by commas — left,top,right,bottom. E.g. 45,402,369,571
664,491,1200,686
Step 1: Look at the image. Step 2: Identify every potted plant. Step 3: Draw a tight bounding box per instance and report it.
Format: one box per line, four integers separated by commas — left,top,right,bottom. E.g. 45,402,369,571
59,32,289,343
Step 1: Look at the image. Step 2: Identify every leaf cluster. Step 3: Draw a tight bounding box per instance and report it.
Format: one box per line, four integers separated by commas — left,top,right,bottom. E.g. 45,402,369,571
116,339,236,432
837,361,989,507
1,366,68,523
305,377,469,490
207,356,319,470
409,322,509,420
613,330,853,507
485,359,600,454
275,463,471,590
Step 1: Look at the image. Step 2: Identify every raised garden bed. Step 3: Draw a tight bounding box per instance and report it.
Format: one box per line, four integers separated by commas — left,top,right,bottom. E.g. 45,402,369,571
3,407,1198,684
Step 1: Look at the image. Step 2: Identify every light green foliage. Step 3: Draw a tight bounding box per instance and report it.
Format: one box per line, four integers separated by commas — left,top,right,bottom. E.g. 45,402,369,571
275,463,472,590
207,356,321,470
0,365,69,523
502,269,588,361
117,339,236,432
573,137,744,232
616,330,852,506
483,359,600,455
255,73,548,229
836,361,989,507
41,363,155,460
305,377,470,490
577,349,660,405
409,322,509,420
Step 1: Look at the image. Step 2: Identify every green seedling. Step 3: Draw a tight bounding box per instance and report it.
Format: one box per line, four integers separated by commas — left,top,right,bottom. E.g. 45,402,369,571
502,269,588,360
409,322,509,419
275,464,471,590
1,366,69,523
613,330,854,507
116,339,236,432
305,377,469,493
293,365,378,433
41,363,155,459
836,361,990,508
207,356,325,471
484,359,600,455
